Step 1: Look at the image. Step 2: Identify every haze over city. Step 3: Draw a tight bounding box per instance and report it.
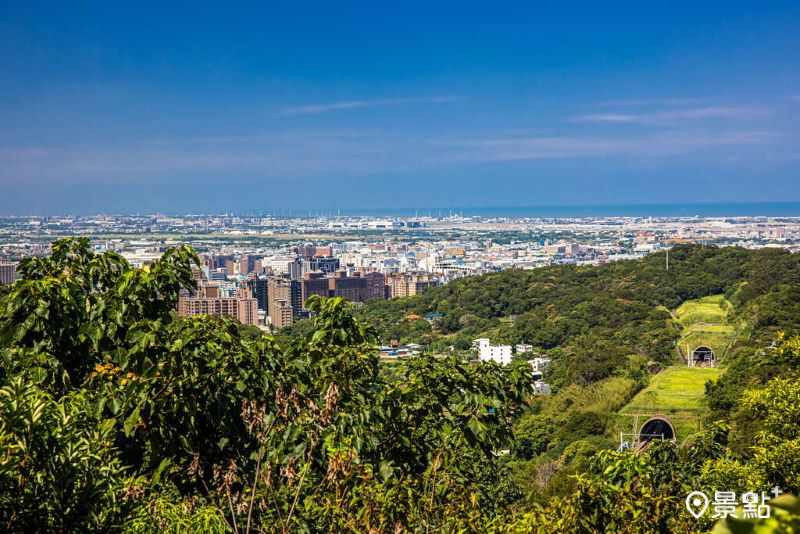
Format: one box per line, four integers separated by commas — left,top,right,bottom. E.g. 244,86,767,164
1,1,799,214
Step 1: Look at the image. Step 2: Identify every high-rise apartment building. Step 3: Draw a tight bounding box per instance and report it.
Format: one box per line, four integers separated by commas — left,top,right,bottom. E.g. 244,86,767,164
308,256,339,274
296,244,316,258
301,272,331,306
264,256,297,276
298,270,387,307
288,257,304,280
268,277,293,327
386,273,436,298
247,277,269,311
314,246,333,257
202,256,216,276
365,271,386,301
270,299,294,329
209,270,228,281
178,285,259,326
239,254,256,275
0,263,17,285
329,271,368,303
205,254,235,276
290,279,303,316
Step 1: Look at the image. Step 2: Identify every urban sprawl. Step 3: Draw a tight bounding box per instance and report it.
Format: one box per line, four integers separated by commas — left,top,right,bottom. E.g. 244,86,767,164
1,213,797,334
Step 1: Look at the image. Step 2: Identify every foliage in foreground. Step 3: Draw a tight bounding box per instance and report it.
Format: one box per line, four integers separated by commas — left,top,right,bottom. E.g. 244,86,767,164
0,239,532,532
1,239,799,533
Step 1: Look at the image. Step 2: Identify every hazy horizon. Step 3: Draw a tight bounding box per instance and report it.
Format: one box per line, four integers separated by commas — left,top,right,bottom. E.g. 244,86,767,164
6,200,800,219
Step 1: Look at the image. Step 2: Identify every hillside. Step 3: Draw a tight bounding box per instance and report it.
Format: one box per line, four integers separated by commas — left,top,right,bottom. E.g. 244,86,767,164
613,295,731,441
364,248,800,492
360,245,800,388
617,366,722,440
624,366,722,412
674,294,737,360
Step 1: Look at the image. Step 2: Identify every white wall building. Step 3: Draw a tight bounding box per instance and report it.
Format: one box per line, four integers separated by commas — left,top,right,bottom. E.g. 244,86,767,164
533,381,552,395
530,357,551,373
474,338,513,365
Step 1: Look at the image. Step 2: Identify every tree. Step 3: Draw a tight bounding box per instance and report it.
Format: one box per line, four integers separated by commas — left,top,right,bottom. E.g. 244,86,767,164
0,240,535,532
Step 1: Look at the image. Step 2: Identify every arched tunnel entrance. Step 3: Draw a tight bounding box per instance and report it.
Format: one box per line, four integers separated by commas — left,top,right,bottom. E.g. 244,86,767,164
639,417,675,442
692,346,715,368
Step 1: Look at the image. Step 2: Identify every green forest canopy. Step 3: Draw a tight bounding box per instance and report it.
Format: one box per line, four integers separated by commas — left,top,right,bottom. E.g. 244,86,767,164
0,239,799,532
359,244,800,382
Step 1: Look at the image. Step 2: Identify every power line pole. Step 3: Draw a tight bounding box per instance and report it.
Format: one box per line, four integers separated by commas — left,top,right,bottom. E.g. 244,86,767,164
666,248,669,271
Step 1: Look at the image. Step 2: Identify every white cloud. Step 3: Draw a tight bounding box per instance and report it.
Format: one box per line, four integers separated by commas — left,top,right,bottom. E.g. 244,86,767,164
593,97,710,108
0,126,783,186
572,105,773,124
570,113,637,123
456,131,778,161
279,95,460,115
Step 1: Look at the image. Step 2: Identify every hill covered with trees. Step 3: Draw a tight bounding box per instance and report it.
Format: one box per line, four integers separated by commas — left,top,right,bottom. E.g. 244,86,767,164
360,244,800,531
1,240,799,532
359,244,800,384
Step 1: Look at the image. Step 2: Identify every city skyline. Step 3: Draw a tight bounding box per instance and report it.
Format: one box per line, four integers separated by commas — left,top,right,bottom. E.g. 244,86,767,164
1,1,799,213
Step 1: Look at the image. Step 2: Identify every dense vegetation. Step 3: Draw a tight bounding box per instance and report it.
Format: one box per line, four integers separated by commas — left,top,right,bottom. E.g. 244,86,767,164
0,239,532,532
361,244,800,531
1,240,799,532
360,244,800,382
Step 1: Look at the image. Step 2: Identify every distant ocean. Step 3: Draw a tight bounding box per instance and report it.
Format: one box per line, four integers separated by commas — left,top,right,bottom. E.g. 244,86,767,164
335,202,800,218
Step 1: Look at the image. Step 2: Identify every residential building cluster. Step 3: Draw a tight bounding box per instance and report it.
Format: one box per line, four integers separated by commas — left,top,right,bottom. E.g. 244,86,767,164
176,246,440,328
2,213,799,329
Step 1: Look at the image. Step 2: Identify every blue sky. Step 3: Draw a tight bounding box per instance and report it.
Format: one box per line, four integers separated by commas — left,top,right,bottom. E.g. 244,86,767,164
1,1,799,214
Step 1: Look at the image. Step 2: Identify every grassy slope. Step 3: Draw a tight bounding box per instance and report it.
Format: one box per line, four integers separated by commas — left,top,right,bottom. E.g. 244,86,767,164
624,366,722,412
616,295,732,441
616,367,722,441
675,295,731,326
675,295,737,361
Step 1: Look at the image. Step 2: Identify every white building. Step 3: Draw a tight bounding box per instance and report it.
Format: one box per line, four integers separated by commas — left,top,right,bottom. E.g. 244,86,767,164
474,338,513,365
533,381,552,395
530,357,551,373
263,256,297,275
